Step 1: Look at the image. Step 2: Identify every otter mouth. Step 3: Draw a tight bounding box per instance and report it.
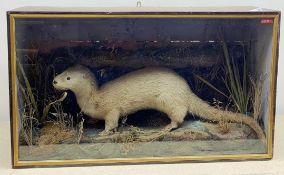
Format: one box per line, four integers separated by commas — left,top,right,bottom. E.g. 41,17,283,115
53,78,69,91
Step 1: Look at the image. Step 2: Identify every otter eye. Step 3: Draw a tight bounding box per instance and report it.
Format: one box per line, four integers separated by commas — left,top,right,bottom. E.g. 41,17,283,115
66,77,71,80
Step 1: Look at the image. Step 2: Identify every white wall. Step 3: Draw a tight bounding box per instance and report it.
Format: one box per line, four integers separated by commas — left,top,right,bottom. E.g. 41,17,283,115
0,0,283,121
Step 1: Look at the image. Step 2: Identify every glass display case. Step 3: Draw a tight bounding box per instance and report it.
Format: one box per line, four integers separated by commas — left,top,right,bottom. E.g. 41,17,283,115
7,6,280,168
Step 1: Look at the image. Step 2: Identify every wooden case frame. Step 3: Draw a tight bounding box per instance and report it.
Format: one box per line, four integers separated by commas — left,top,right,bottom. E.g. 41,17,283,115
7,7,281,168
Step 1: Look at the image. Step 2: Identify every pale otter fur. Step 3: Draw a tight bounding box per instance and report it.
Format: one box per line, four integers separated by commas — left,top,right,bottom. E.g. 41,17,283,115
53,65,265,139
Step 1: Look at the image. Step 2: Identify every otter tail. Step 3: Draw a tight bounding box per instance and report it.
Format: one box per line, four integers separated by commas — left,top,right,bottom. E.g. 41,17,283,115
187,93,266,140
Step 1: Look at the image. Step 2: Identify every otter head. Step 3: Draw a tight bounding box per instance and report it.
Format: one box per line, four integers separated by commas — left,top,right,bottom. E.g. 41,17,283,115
53,65,95,91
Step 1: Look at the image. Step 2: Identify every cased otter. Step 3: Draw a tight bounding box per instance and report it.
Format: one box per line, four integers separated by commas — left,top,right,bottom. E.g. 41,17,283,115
53,65,265,139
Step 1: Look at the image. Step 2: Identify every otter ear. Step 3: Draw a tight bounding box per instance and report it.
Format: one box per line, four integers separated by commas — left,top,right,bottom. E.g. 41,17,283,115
83,73,90,79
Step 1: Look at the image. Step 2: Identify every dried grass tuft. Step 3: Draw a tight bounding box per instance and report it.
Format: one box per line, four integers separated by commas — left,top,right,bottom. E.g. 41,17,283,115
20,110,39,146
113,126,142,153
114,126,143,143
218,118,231,134
77,118,85,144
250,75,267,122
37,122,77,145
213,98,232,134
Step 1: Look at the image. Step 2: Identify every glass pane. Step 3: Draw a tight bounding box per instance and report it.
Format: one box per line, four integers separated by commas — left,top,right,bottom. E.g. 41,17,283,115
14,17,273,161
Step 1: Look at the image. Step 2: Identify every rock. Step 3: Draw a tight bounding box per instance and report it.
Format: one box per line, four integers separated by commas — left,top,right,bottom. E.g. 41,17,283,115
78,120,257,144
204,122,257,140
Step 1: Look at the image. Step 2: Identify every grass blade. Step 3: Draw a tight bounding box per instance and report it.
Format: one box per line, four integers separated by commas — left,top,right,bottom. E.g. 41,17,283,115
194,74,229,98
17,60,39,119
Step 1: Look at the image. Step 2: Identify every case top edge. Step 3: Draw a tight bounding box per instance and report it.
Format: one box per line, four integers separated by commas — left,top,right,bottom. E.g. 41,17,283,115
7,6,281,14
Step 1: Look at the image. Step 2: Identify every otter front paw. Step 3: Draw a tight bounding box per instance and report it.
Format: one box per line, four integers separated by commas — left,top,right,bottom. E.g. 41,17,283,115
98,130,113,136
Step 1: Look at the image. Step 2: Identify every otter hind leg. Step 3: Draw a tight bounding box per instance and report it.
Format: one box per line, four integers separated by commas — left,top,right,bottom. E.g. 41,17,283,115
163,106,187,132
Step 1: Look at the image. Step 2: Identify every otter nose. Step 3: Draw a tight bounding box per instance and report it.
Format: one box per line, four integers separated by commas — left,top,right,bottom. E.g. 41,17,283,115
53,80,58,85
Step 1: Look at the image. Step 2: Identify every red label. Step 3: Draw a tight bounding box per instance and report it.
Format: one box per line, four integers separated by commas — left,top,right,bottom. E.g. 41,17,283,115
261,19,274,24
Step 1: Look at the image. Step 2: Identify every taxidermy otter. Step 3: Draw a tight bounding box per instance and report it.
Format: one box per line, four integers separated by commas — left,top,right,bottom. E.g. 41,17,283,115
53,65,265,139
